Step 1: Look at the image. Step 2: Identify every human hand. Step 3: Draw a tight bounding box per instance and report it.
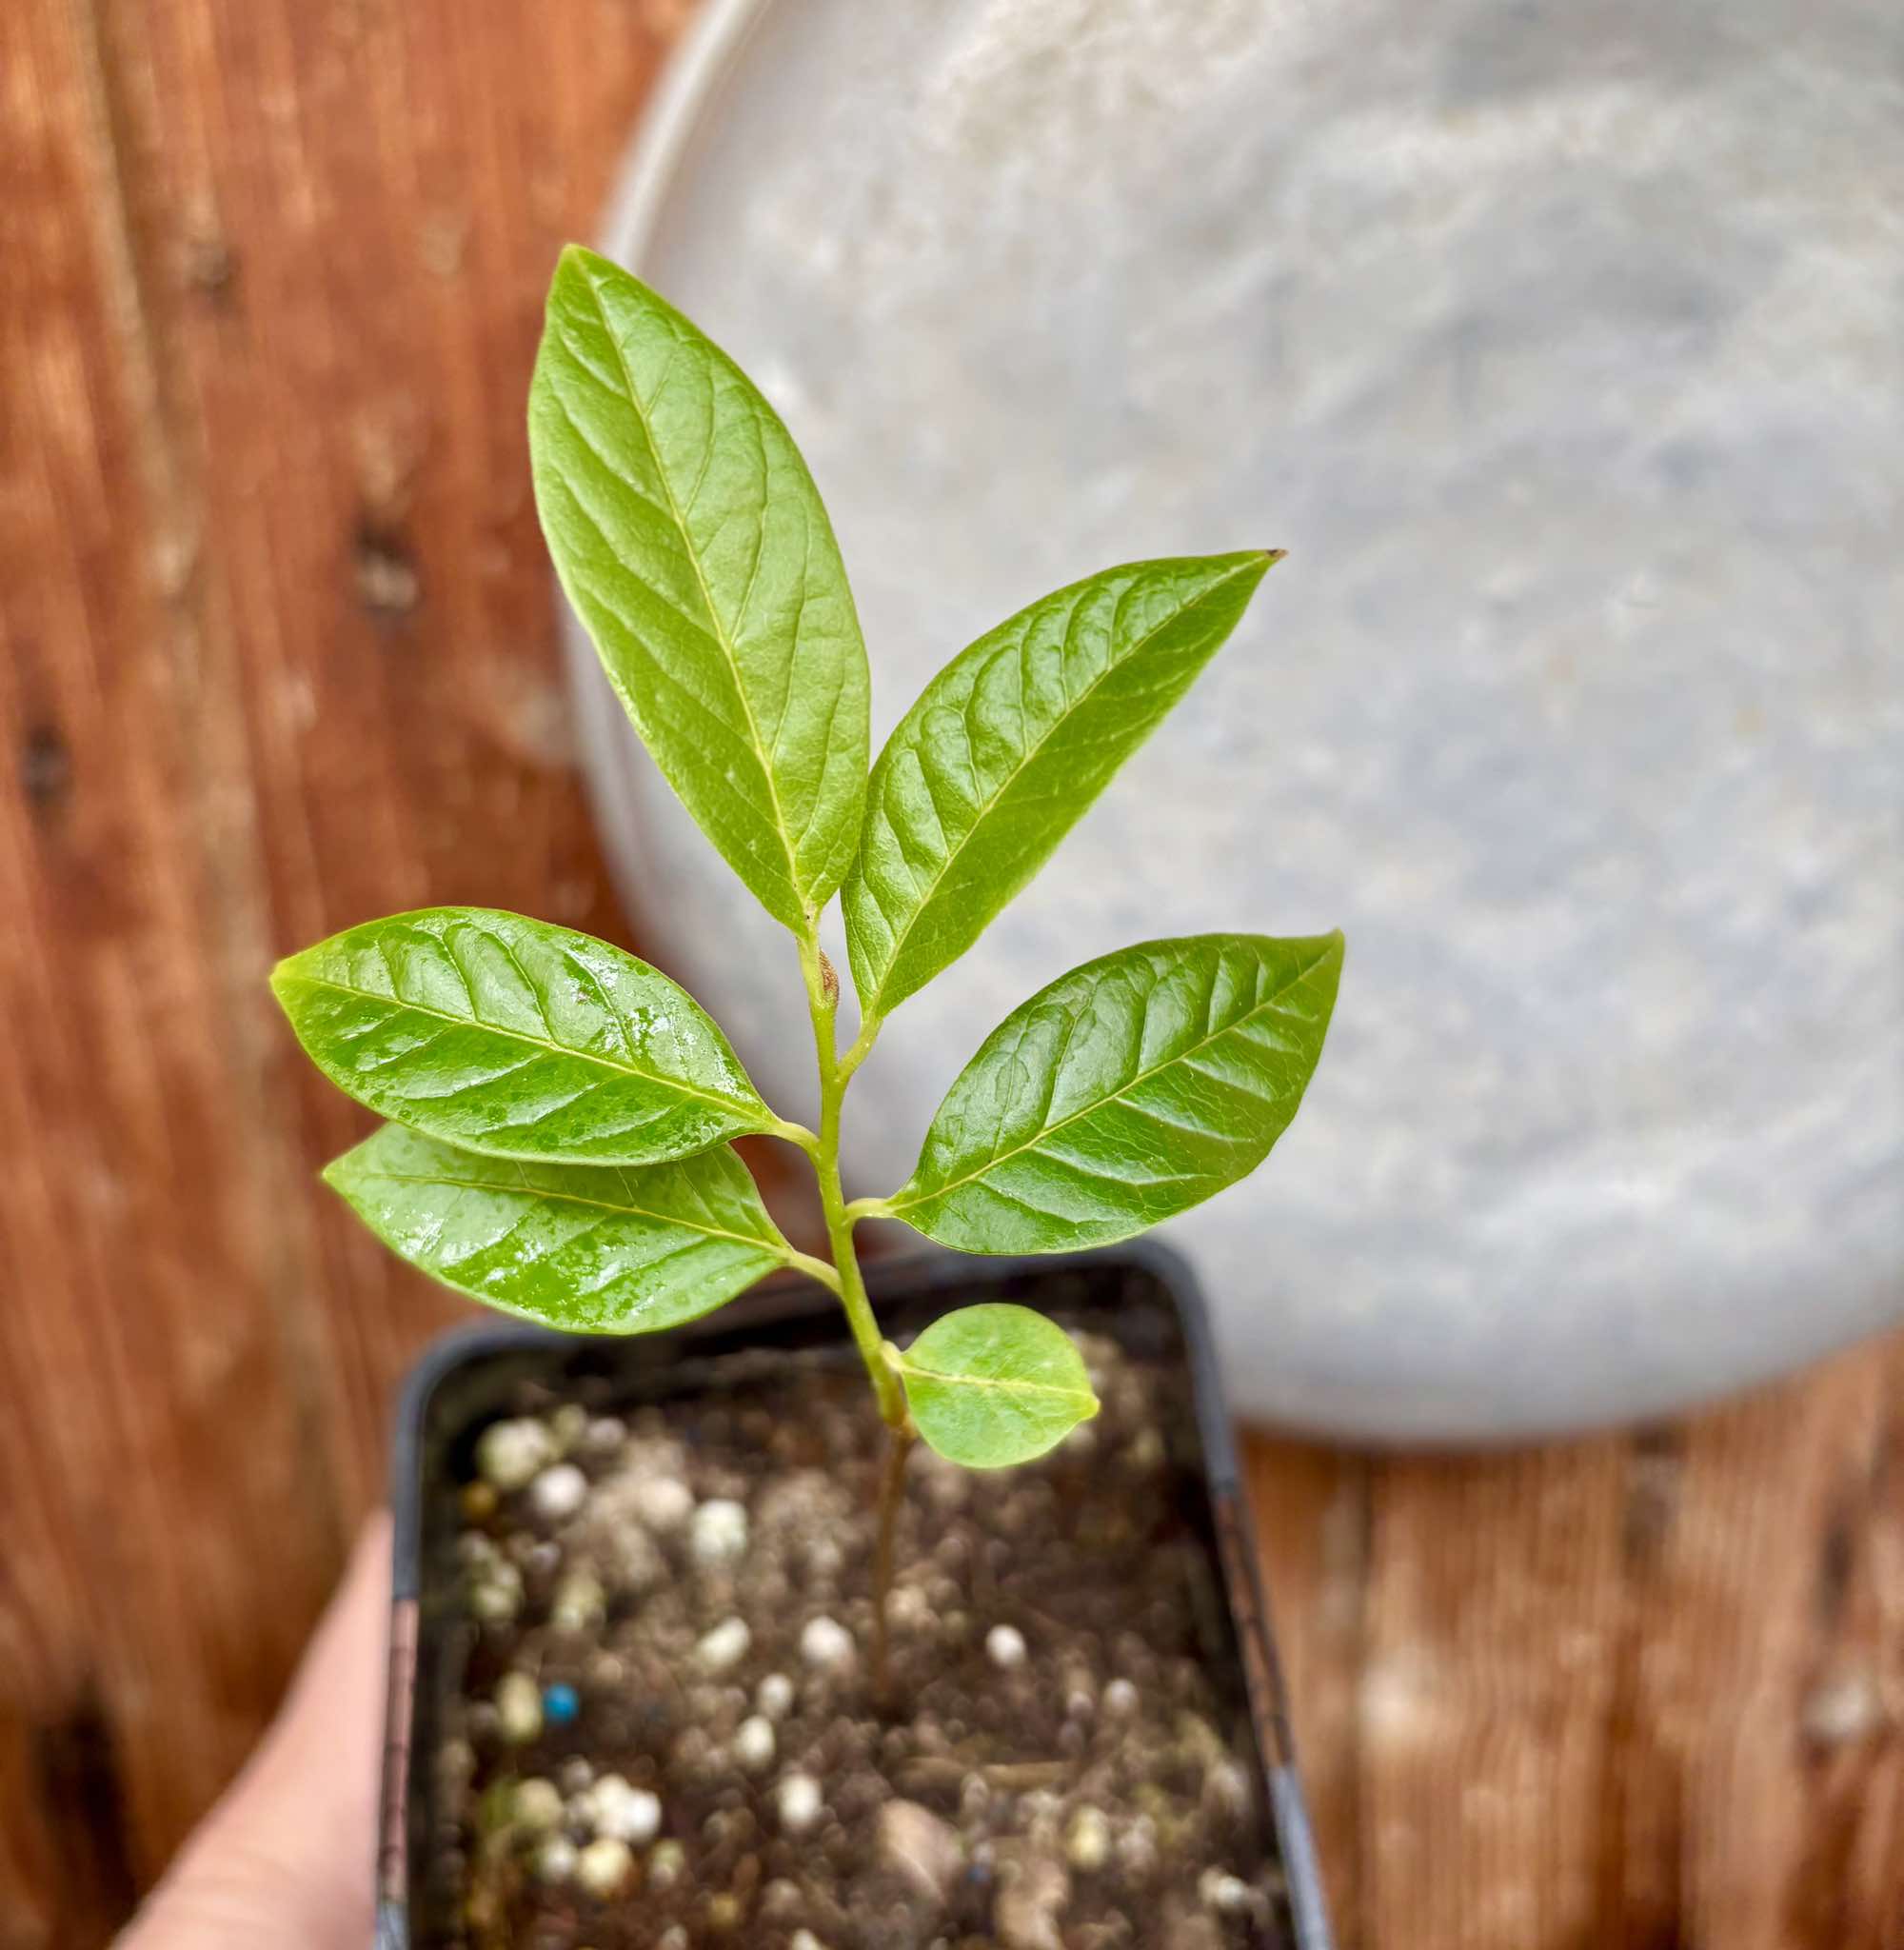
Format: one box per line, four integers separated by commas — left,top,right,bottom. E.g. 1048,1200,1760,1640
115,1516,389,1950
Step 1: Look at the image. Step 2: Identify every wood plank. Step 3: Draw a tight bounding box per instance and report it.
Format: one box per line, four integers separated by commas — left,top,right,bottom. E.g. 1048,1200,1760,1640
1242,1327,1904,1949
0,0,678,1938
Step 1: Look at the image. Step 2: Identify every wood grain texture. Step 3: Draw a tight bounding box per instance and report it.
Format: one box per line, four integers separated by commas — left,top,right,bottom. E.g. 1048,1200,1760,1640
0,3,1898,1946
0,1,680,1942
1245,1334,1904,1949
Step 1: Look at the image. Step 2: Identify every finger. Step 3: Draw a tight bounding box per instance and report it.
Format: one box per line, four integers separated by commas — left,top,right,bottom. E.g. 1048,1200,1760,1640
117,1514,391,1950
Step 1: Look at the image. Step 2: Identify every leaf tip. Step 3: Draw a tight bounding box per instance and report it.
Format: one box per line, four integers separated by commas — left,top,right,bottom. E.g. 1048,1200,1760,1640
267,952,303,1009
552,239,605,282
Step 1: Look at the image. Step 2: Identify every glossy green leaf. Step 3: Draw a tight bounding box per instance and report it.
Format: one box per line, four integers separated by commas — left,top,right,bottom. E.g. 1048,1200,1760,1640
890,1304,1100,1467
882,932,1343,1252
272,908,781,1165
843,552,1278,1020
530,246,869,932
325,1125,791,1332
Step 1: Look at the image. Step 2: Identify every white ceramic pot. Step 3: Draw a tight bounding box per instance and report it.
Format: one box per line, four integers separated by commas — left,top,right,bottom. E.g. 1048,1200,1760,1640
564,0,1904,1441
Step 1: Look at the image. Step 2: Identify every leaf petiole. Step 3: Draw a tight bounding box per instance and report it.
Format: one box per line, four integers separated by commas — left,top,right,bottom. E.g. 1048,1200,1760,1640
783,1248,843,1295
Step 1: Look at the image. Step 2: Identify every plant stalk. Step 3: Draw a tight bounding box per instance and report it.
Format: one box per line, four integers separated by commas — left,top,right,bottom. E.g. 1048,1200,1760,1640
869,1420,916,1702
797,928,903,1428
797,926,913,1702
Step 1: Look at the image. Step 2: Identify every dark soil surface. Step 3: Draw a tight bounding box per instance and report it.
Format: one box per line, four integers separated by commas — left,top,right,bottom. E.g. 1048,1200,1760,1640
420,1327,1287,1949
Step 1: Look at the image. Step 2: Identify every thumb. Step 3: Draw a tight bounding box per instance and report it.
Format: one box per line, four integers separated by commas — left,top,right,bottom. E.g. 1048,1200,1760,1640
117,1514,391,1950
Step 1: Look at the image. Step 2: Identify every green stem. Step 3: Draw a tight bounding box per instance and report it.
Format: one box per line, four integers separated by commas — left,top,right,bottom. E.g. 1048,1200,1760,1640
798,927,905,1428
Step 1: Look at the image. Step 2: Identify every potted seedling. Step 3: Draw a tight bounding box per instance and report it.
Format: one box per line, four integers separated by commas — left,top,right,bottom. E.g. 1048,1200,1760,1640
274,249,1342,1949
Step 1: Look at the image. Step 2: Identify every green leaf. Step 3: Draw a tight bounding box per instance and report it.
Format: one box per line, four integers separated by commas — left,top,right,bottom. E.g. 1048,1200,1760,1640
882,931,1343,1252
530,246,869,932
325,1125,792,1333
891,1304,1100,1467
843,552,1279,1020
272,908,782,1165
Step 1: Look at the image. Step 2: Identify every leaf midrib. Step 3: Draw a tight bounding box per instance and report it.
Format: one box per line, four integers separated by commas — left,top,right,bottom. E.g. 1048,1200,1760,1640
573,259,807,920
344,1163,787,1257
282,968,758,1122
888,938,1336,1214
893,1357,1094,1406
862,559,1262,1010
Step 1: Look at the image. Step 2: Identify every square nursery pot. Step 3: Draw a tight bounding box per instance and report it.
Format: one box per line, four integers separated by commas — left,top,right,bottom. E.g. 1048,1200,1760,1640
376,1244,1333,1949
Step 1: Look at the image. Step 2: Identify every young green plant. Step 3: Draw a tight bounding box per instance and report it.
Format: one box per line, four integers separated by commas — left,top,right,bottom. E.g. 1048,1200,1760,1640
272,248,1343,1678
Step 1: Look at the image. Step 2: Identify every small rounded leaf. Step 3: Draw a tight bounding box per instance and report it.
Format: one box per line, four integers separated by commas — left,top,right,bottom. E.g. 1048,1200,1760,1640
892,1304,1100,1468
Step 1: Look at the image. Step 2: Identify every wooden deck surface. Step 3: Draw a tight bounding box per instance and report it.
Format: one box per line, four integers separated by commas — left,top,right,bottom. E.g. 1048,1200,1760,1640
2,3,1898,1944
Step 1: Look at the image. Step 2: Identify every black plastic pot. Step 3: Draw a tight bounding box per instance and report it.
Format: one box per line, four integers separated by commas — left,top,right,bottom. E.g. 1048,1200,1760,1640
374,1244,1333,1949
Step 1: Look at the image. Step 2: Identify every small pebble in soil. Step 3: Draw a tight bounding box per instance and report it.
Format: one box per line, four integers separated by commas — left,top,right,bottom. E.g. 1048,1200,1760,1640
584,1415,625,1453
1066,1804,1112,1872
476,1418,554,1492
495,1671,543,1743
575,1836,635,1899
513,1778,564,1833
995,1847,1069,1950
1203,1757,1251,1821
528,1462,587,1522
885,1583,931,1631
788,1934,826,1950
559,1757,593,1794
457,1529,500,1568
986,1623,1028,1670
777,1771,824,1836
551,1403,587,1451
704,1891,743,1932
732,1714,776,1772
532,1835,578,1884
756,1672,795,1721
1200,1866,1253,1913
657,1931,687,1950
878,1798,962,1905
542,1682,580,1727
800,1615,855,1672
1102,1676,1139,1718
690,1497,749,1564
648,1839,685,1891
586,1774,663,1845
630,1474,694,1532
551,1566,606,1631
467,1565,524,1623
1119,1815,1160,1882
696,1617,751,1673
459,1481,498,1522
